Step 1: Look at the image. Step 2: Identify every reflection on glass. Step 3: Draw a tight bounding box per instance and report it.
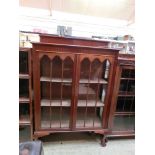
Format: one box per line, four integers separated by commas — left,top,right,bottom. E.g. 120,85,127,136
116,96,135,112
19,52,28,74
121,69,135,78
19,104,30,121
113,115,135,131
119,80,135,93
19,79,29,98
19,126,31,142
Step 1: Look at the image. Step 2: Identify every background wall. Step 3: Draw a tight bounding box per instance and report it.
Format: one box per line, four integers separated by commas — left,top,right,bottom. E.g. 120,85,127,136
19,7,135,38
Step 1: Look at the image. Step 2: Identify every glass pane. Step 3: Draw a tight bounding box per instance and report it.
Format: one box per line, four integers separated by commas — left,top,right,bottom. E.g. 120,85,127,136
41,108,71,128
76,107,102,128
40,55,50,77
51,107,70,128
80,58,90,79
119,80,135,94
121,69,130,78
19,79,29,98
130,70,135,78
116,96,135,112
78,84,106,105
19,103,30,123
41,106,50,128
128,80,135,93
41,82,50,99
41,82,72,102
104,60,110,79
76,59,110,128
19,51,28,74
63,57,73,79
113,115,135,131
121,68,135,78
19,126,31,142
52,56,62,78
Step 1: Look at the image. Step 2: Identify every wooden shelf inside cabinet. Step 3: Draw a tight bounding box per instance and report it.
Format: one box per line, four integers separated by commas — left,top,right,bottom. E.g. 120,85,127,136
77,100,104,107
79,79,108,84
115,112,135,116
19,115,31,125
19,97,30,103
40,77,72,83
40,77,107,84
41,99,71,107
120,78,135,80
41,100,104,107
19,74,30,79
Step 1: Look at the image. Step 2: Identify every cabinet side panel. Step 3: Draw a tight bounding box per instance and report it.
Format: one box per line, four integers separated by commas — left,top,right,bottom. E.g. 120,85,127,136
33,50,41,130
108,65,121,129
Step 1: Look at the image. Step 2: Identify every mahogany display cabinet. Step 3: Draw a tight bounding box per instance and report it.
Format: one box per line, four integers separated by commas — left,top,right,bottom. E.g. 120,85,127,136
19,47,33,142
108,54,135,137
32,41,119,146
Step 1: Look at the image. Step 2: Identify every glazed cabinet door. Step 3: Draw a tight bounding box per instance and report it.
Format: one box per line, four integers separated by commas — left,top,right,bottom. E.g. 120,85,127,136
75,54,115,129
112,66,135,135
34,52,75,130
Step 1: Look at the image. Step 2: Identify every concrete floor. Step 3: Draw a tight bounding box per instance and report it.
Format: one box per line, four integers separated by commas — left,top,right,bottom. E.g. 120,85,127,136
40,133,135,155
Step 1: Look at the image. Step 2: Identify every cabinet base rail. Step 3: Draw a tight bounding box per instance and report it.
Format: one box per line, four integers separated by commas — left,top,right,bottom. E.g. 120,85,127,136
33,129,109,147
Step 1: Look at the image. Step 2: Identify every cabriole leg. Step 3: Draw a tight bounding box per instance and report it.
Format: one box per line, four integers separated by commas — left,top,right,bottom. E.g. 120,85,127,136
101,135,108,147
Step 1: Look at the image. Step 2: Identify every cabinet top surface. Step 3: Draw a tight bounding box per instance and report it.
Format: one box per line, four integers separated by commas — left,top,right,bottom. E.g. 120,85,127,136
40,34,135,44
32,42,120,52
40,34,111,43
118,54,135,61
19,47,31,51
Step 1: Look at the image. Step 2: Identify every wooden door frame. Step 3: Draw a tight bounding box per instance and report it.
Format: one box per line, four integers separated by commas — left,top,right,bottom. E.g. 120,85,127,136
33,50,76,131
